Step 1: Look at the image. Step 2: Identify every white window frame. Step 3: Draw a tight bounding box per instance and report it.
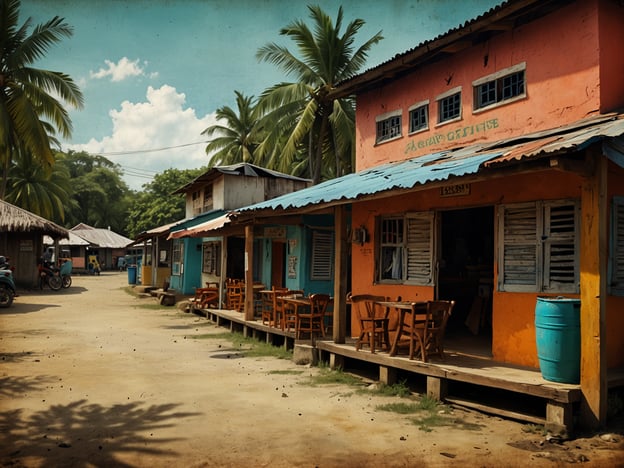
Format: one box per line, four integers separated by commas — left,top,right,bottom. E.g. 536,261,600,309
310,230,334,281
375,109,402,144
609,196,624,295
473,62,526,112
436,86,462,125
377,212,434,285
498,199,579,293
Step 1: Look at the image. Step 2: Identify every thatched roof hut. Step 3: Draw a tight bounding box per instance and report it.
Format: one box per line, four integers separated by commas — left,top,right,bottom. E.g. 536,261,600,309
0,200,68,238
0,200,68,287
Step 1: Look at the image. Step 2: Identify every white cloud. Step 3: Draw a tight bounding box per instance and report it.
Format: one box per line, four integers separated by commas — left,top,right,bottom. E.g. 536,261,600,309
90,57,147,82
69,85,218,190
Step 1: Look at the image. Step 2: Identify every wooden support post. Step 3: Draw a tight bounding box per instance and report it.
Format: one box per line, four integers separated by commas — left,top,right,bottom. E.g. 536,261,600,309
427,376,448,401
379,366,397,385
579,151,608,428
329,353,344,370
244,225,255,321
546,401,574,436
333,205,348,343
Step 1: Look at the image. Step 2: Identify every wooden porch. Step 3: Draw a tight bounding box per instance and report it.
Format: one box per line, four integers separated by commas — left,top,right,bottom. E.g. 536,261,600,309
194,305,623,435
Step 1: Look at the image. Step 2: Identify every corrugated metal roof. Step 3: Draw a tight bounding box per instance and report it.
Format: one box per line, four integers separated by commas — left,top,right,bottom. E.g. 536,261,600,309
236,113,624,215
70,225,133,248
173,163,310,194
168,213,231,239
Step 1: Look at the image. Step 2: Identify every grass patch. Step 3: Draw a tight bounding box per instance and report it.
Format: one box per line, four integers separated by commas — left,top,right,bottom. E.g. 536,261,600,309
362,381,412,398
191,331,292,359
302,367,367,388
377,402,422,414
268,370,304,375
413,413,446,432
134,303,171,311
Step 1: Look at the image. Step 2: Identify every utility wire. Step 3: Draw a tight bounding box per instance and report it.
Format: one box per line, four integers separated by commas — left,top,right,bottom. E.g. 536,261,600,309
97,140,208,156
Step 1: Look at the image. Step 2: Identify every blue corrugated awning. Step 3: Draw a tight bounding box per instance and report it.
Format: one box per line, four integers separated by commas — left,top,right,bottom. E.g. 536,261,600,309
236,151,501,213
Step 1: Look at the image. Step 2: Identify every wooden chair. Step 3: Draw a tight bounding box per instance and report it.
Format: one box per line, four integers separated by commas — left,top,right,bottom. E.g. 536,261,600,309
349,293,389,353
273,288,293,330
282,290,304,331
415,300,455,362
295,293,330,340
189,287,218,311
226,279,244,312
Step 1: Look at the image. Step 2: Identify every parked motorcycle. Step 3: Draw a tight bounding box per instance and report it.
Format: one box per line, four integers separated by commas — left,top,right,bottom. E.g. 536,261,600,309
59,259,73,288
0,256,16,307
38,259,62,291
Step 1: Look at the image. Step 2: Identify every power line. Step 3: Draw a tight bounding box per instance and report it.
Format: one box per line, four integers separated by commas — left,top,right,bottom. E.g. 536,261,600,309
97,140,209,156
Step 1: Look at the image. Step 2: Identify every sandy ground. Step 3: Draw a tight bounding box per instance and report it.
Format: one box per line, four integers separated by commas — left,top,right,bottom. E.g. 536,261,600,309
0,272,622,468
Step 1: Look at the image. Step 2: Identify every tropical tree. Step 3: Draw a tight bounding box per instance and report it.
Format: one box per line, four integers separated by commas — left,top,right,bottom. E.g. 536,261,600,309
0,0,84,199
56,151,130,233
202,91,261,168
126,168,205,239
255,5,382,184
5,145,72,222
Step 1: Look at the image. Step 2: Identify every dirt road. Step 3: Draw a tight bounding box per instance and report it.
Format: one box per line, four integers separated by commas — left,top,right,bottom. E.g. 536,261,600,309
1,272,621,467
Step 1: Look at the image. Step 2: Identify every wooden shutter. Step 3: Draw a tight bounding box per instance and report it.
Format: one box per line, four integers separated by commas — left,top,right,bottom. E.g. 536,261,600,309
310,231,333,281
611,197,624,295
498,203,540,291
543,200,579,293
405,212,434,285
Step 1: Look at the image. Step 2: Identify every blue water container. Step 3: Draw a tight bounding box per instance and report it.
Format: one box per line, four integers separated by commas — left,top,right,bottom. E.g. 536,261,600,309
127,265,137,285
535,296,580,384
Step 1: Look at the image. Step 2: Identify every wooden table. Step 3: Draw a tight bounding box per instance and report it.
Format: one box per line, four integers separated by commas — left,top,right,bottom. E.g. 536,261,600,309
281,296,334,335
375,301,427,357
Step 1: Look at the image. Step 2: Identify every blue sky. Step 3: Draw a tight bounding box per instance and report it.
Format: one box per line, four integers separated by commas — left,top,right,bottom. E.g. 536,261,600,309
21,0,499,189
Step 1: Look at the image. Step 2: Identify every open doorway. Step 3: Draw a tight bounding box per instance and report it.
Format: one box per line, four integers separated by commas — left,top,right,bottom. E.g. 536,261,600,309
438,206,494,357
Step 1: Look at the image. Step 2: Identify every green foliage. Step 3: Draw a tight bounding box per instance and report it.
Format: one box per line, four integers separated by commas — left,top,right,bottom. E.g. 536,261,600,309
0,0,83,199
125,167,205,238
55,151,130,232
255,5,382,183
191,331,293,359
302,367,367,388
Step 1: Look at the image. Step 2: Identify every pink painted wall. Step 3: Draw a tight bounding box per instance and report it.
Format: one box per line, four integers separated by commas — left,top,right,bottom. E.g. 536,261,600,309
354,0,623,171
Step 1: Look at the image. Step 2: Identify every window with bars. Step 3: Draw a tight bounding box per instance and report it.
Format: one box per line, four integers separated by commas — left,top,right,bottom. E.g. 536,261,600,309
310,231,334,280
378,213,433,284
438,92,461,123
610,196,624,295
498,200,579,293
376,111,402,143
409,103,429,133
202,241,221,275
474,64,526,110
172,241,182,276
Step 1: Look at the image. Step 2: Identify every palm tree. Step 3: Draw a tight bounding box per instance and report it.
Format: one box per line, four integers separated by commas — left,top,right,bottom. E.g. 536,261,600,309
202,91,261,168
255,5,382,184
5,145,73,222
0,0,84,199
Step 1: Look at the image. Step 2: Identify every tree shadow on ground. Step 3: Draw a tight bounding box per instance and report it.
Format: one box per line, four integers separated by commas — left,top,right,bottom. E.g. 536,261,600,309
0,399,202,467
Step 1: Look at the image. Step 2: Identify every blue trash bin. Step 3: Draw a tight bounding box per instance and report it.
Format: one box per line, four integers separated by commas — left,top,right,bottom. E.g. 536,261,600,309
535,296,581,384
127,265,137,285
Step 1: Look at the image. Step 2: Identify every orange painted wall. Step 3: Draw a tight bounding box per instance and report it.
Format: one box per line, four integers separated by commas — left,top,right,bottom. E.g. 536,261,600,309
354,0,613,171
598,0,624,112
350,168,610,367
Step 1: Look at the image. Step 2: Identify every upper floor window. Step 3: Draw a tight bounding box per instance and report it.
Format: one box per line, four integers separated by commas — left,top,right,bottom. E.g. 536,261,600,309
409,101,429,133
375,109,402,144
473,63,526,111
436,87,462,124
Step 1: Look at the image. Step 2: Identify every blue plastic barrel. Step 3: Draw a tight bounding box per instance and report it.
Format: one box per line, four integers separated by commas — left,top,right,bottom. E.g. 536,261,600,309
127,265,137,285
535,296,580,384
